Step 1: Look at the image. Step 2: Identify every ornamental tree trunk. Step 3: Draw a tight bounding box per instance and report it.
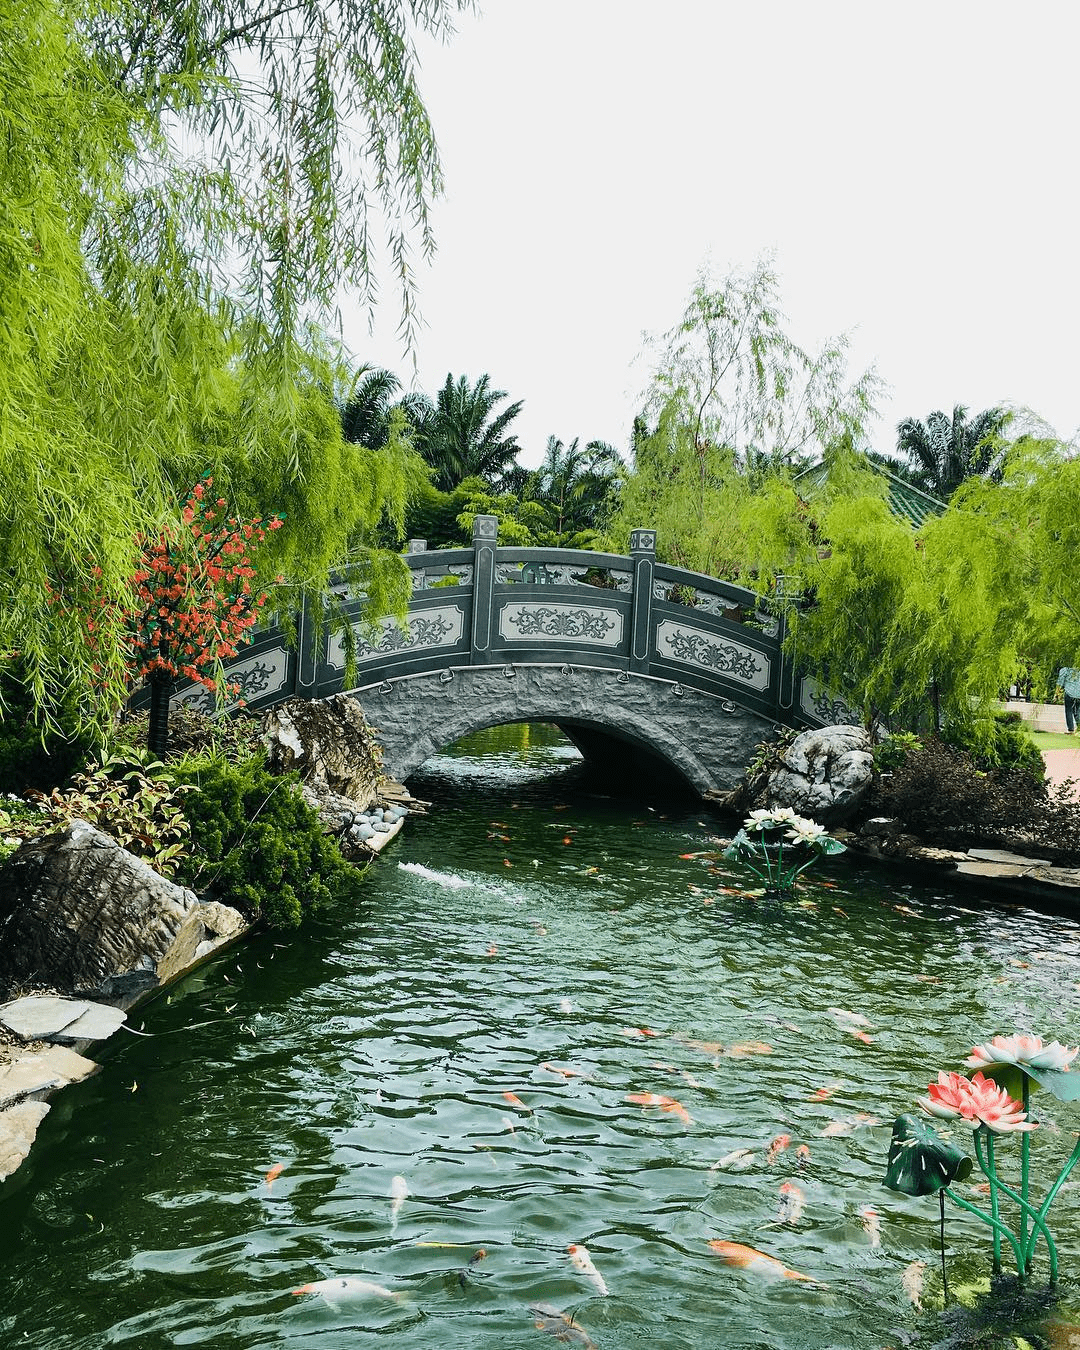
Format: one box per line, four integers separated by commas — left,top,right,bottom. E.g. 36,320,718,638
147,674,174,757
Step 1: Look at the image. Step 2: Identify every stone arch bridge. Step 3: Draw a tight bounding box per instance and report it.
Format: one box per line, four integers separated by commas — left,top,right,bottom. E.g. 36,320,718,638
168,519,856,798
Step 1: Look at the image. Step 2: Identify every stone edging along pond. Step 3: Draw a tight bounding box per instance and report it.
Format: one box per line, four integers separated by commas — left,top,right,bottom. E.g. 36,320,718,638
3,785,1079,1187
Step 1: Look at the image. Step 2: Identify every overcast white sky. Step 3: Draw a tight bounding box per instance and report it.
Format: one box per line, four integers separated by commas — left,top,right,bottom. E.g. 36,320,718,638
345,0,1080,467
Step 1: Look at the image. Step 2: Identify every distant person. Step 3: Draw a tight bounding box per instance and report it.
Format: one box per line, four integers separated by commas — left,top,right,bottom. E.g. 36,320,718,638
1057,665,1080,733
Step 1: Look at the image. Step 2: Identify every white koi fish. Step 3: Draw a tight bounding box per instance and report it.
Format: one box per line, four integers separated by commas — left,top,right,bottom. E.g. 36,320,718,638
902,1259,926,1308
292,1277,400,1302
390,1175,408,1230
710,1148,755,1172
567,1243,609,1296
858,1204,882,1248
777,1181,806,1225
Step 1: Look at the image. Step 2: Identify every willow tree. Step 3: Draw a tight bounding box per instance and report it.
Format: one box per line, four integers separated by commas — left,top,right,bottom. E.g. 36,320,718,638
1,0,465,731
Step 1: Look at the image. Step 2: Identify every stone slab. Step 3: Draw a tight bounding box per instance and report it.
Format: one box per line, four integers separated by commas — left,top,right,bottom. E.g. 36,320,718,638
0,1046,98,1108
968,848,1052,867
0,1100,50,1182
954,860,1036,879
0,995,125,1044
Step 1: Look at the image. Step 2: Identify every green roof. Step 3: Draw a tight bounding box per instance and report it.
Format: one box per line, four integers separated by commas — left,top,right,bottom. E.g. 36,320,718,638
793,461,947,529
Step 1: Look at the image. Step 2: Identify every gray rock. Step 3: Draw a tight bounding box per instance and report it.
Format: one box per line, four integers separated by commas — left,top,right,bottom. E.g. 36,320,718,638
0,1046,98,1108
0,822,246,1001
0,1100,50,1182
762,724,874,826
263,694,384,806
0,994,126,1043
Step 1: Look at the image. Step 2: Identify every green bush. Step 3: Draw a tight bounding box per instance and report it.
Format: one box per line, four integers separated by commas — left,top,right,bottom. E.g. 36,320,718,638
943,711,1044,783
173,756,362,928
0,666,97,793
873,730,922,774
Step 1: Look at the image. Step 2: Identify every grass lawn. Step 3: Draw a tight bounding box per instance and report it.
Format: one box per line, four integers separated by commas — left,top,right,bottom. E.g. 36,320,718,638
1030,730,1080,750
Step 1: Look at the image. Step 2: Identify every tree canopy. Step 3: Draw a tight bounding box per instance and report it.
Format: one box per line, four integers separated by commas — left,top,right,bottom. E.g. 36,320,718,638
1,0,465,729
413,373,525,491
896,405,1011,499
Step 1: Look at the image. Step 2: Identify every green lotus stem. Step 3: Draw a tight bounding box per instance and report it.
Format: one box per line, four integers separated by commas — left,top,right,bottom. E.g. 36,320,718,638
973,1129,1056,1282
1025,1136,1080,1275
943,1185,1026,1275
1020,1077,1031,1267
986,1131,1002,1274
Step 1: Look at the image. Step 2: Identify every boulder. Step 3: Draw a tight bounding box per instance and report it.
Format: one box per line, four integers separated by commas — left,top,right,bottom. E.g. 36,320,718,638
263,694,384,806
761,724,874,826
0,821,246,1002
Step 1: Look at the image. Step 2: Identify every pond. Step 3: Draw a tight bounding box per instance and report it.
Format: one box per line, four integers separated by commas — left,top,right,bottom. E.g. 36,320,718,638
3,724,1080,1349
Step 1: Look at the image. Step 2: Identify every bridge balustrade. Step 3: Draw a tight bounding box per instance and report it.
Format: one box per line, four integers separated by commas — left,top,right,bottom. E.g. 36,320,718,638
164,515,858,730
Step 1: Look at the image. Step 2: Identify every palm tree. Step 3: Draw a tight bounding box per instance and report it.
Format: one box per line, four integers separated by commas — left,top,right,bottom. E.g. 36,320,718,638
413,373,524,491
525,436,624,544
896,405,1011,499
340,365,429,450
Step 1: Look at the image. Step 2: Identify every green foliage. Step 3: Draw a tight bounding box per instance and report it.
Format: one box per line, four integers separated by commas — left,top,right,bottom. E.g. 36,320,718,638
896,405,1011,499
413,373,525,492
173,757,362,928
27,753,193,877
872,731,922,774
0,797,49,864
521,437,624,546
1,0,460,731
0,667,97,794
943,712,1045,783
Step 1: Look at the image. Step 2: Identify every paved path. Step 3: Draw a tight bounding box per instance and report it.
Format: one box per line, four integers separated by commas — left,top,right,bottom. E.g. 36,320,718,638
1043,747,1080,800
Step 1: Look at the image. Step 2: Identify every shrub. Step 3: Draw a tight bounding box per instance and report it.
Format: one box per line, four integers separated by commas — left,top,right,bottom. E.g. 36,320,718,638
173,756,362,928
872,730,922,774
867,736,1060,850
114,704,266,766
0,666,97,793
942,711,1045,783
26,752,192,876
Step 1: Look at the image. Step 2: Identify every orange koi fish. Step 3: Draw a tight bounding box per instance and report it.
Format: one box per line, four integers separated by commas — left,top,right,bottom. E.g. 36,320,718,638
540,1062,586,1079
809,1083,841,1102
795,1144,811,1167
707,1241,820,1283
626,1092,692,1124
777,1181,806,1225
502,1091,529,1111
766,1133,791,1163
458,1248,488,1288
619,1027,660,1038
265,1162,285,1190
726,1041,774,1058
850,1029,874,1045
486,944,498,956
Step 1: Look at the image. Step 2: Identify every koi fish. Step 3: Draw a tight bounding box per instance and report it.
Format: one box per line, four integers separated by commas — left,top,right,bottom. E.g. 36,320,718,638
726,1041,774,1057
777,1181,806,1224
766,1133,791,1163
502,1091,529,1111
625,1092,692,1124
486,944,498,956
707,1241,819,1283
858,1204,881,1248
567,1243,609,1296
389,1175,408,1230
821,1112,880,1137
710,1148,755,1171
562,837,573,845
540,1062,587,1079
832,906,850,918
292,1277,400,1302
809,1083,842,1102
529,1303,598,1348
458,1248,487,1287
619,1027,660,1038
265,1163,285,1190
902,1259,926,1309
558,998,573,1013
850,1029,874,1045
795,1144,811,1167
679,1038,725,1055
828,1008,871,1028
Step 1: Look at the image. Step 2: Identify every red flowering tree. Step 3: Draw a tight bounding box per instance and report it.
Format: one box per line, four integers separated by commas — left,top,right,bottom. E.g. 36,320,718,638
130,478,283,754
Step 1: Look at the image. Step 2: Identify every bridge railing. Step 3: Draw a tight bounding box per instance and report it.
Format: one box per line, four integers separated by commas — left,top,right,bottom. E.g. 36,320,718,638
161,515,859,729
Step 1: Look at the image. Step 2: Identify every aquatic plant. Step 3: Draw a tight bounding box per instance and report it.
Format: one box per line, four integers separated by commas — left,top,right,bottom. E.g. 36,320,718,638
884,1034,1080,1288
722,808,846,895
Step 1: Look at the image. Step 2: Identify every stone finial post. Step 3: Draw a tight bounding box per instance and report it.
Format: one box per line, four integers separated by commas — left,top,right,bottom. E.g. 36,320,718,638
406,539,427,553
406,539,428,591
628,528,657,674
470,514,499,665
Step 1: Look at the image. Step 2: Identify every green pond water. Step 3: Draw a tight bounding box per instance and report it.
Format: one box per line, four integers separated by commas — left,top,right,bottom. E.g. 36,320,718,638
3,724,1080,1349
